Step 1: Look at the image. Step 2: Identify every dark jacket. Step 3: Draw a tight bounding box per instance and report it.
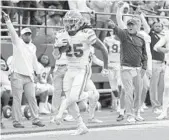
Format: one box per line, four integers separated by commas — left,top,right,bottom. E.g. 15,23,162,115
114,26,148,70
149,30,165,62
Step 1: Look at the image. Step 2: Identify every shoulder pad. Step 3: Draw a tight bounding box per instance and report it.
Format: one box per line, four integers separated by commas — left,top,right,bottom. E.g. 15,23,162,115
56,29,66,35
82,28,94,34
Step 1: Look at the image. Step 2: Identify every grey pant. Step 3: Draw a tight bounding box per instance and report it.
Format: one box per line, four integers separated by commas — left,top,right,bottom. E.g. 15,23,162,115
11,73,39,124
51,65,67,115
150,62,164,109
121,68,142,116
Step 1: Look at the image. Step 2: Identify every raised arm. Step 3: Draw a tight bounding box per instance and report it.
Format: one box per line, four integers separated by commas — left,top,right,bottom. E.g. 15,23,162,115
2,11,19,45
139,13,151,34
116,2,127,29
107,19,126,42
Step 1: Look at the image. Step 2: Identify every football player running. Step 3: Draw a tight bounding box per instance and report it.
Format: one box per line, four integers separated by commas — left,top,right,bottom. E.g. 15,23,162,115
52,10,108,135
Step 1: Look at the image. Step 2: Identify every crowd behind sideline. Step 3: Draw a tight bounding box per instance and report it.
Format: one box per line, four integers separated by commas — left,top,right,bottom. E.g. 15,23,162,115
1,0,169,38
1,0,169,129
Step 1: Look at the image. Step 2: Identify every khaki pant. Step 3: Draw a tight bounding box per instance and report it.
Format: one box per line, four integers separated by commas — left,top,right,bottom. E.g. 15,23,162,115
11,73,39,124
150,62,164,109
121,68,142,116
162,64,169,113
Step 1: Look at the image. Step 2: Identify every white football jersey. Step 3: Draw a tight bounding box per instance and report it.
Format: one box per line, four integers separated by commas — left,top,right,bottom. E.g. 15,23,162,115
38,63,51,83
55,28,97,68
55,52,68,65
104,36,121,64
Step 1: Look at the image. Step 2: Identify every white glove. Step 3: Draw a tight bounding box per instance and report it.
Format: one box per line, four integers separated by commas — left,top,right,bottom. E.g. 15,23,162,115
101,69,109,77
54,39,68,48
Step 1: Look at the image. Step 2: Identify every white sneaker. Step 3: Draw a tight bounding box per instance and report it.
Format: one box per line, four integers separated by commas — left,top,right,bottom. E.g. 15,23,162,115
127,116,136,124
156,112,168,120
140,107,144,113
142,103,148,110
71,124,89,135
88,118,103,123
64,114,75,122
135,115,145,122
39,103,50,114
153,108,162,114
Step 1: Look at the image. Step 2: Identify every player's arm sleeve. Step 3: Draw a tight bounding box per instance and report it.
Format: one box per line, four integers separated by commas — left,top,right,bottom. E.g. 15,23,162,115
93,38,108,69
142,41,148,70
154,37,169,53
86,29,97,45
116,6,127,29
5,19,20,46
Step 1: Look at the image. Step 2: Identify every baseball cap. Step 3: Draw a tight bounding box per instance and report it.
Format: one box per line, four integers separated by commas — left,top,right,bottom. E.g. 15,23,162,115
127,19,137,25
21,28,32,35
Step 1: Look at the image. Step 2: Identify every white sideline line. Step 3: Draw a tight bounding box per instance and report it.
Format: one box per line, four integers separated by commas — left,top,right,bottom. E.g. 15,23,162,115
1,120,169,139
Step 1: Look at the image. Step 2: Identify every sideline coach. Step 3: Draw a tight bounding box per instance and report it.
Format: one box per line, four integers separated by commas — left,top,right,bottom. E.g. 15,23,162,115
108,18,147,123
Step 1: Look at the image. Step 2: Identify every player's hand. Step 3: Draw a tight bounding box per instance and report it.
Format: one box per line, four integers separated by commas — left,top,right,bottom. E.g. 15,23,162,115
146,70,152,79
54,39,68,48
117,1,124,9
140,68,146,78
107,19,116,29
101,69,109,77
2,11,10,21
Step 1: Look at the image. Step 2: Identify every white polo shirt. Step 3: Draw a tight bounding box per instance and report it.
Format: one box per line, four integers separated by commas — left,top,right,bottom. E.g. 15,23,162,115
6,19,40,81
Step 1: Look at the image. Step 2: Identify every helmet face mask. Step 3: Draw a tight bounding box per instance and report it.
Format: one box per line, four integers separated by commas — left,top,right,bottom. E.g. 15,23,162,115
63,11,84,35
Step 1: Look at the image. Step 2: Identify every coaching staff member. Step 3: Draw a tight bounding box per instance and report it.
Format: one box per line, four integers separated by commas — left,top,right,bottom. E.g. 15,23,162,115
108,18,147,123
2,11,45,128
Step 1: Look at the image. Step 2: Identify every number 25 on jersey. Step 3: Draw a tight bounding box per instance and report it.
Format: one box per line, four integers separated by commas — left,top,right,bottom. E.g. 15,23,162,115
66,44,83,57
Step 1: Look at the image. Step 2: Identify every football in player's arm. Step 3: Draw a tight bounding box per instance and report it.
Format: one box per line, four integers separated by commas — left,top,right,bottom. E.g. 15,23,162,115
53,31,109,76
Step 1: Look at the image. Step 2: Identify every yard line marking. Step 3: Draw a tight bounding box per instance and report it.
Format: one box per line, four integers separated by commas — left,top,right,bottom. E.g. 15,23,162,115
2,120,169,139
